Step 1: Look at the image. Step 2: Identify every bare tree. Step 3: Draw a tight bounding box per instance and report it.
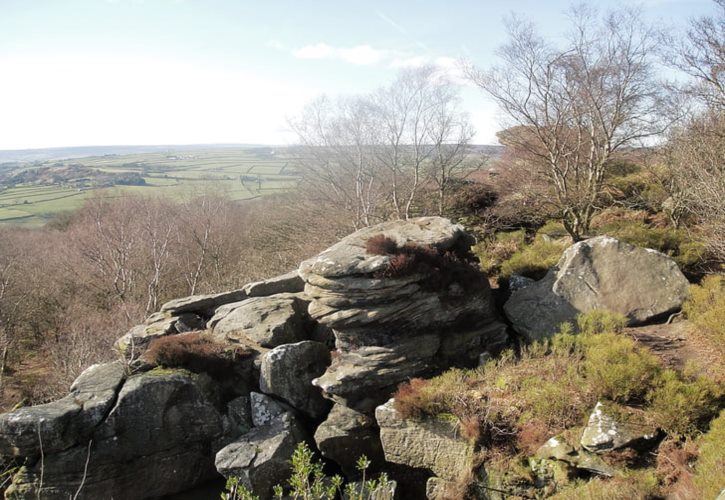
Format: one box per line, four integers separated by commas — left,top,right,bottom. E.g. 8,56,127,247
664,112,725,259
669,0,725,110
468,6,664,240
425,103,478,215
373,66,476,218
290,95,384,230
659,1,725,259
292,66,475,225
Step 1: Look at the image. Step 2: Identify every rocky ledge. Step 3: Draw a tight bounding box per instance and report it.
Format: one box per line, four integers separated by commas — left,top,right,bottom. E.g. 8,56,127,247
0,222,694,499
0,217,509,499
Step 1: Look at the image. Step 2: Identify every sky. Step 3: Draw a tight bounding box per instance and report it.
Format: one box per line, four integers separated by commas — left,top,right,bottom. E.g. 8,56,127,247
0,0,719,149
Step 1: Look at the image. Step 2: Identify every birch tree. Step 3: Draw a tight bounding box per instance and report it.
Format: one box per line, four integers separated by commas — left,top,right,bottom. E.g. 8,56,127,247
469,6,664,240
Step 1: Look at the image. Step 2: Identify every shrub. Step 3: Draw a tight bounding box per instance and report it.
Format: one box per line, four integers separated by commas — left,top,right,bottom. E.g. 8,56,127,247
499,236,566,279
576,309,627,336
472,230,526,274
582,333,662,403
551,470,660,500
647,369,723,438
366,235,488,293
394,343,594,447
536,220,568,238
693,411,725,498
683,274,725,345
365,234,398,255
144,332,250,378
590,207,648,230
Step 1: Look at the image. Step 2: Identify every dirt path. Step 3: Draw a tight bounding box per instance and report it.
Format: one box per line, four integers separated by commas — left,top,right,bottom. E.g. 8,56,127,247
626,319,723,382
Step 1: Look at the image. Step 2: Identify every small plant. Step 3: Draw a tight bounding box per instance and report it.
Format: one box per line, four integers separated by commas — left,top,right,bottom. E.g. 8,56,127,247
282,441,340,499
647,369,723,438
576,309,627,335
472,230,526,274
260,442,393,500
692,411,725,498
499,236,565,279
582,333,662,403
365,234,398,255
683,274,725,344
221,477,259,500
365,234,488,293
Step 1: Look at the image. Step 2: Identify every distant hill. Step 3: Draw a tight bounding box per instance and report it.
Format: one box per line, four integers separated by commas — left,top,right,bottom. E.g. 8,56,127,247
0,143,502,165
0,144,268,164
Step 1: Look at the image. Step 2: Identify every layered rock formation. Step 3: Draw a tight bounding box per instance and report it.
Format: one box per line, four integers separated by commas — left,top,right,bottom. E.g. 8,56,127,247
0,217,508,499
300,217,508,412
504,236,690,341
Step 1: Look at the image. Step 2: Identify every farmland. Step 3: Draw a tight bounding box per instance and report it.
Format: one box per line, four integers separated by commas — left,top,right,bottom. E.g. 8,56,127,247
0,146,299,226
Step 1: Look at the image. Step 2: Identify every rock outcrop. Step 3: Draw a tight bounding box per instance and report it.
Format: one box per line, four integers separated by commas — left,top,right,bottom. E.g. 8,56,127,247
301,217,508,412
504,236,690,341
0,217,509,499
209,294,311,348
1,366,232,499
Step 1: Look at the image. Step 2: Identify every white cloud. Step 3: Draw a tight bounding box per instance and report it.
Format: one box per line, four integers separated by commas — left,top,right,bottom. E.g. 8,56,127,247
292,43,387,65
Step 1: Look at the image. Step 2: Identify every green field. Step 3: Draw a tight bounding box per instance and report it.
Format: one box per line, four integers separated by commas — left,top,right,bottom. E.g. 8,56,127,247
0,147,299,226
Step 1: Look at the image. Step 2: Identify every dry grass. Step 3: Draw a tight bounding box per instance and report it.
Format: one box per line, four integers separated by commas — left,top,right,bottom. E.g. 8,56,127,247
143,331,252,378
655,439,699,499
365,234,489,293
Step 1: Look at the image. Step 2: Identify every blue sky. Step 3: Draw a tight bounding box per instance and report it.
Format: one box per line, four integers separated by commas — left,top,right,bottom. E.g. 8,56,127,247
0,0,718,149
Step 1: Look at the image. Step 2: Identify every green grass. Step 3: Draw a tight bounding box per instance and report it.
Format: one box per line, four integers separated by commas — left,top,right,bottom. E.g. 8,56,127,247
0,147,299,225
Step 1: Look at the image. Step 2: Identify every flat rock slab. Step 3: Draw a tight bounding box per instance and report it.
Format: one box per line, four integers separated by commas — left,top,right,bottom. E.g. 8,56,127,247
242,270,305,297
580,401,658,453
375,399,473,482
505,236,690,341
160,289,247,316
0,361,126,457
536,434,617,477
210,294,310,348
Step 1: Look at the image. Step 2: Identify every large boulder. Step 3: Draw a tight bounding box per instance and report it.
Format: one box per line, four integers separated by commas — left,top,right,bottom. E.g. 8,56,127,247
375,399,474,482
259,341,331,419
301,217,508,413
215,413,307,500
209,294,311,348
314,404,385,478
4,368,228,500
504,236,690,341
0,361,126,457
